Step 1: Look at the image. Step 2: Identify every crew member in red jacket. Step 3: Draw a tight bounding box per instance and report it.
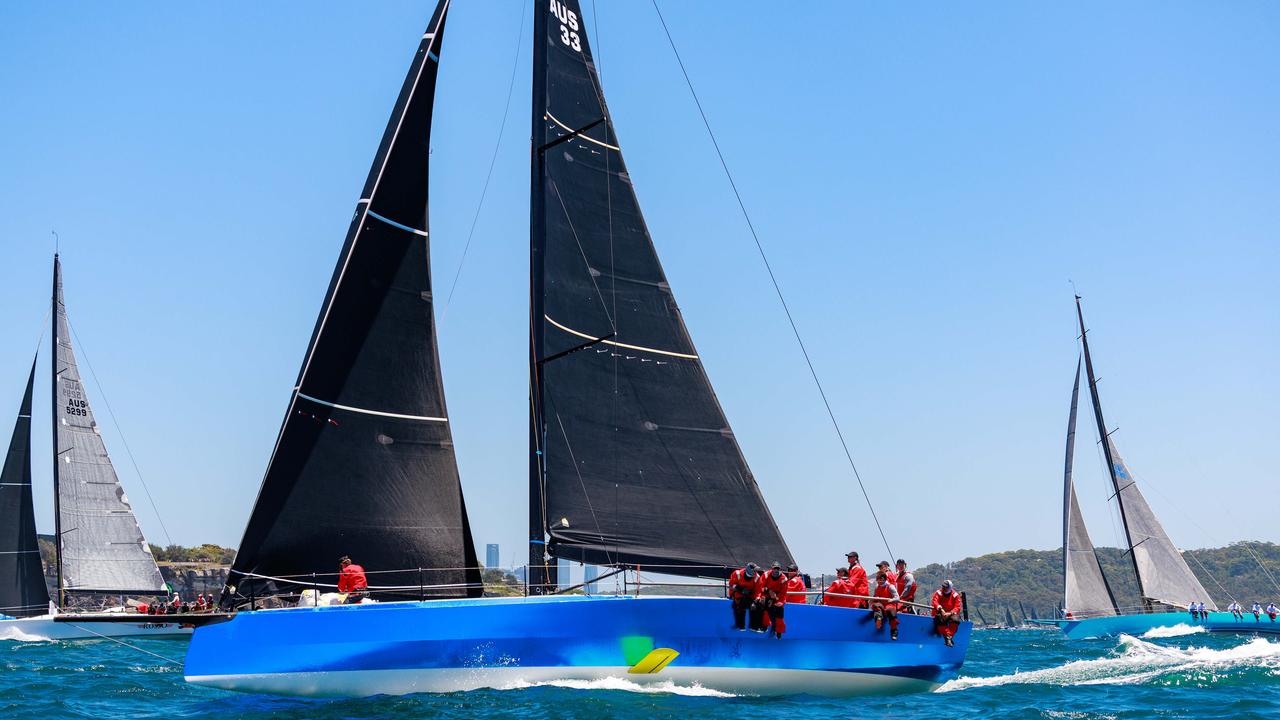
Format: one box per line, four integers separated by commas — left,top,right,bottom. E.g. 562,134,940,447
932,580,963,647
785,564,807,605
822,568,854,607
876,560,897,586
846,552,869,608
338,555,369,603
871,570,901,640
895,559,917,614
757,562,791,638
728,562,762,630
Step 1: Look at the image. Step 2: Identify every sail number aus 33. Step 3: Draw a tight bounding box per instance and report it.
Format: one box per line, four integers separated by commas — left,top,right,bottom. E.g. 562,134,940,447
550,0,581,52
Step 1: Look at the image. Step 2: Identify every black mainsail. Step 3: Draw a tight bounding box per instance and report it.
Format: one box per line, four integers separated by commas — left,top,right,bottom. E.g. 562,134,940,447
226,0,482,602
529,0,792,585
1075,296,1214,611
1061,357,1118,618
0,360,50,618
52,256,167,602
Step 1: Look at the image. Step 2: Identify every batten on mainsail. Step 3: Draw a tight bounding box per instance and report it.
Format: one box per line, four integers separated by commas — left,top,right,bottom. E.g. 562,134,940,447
1062,357,1117,618
0,360,50,618
1074,296,1214,611
225,0,481,604
529,0,793,583
51,256,167,600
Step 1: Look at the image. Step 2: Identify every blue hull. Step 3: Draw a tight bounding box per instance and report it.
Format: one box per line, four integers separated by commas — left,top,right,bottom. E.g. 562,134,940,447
1060,611,1280,640
184,595,970,697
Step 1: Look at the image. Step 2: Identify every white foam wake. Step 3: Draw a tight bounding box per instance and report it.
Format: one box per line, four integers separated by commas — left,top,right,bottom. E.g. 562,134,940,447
0,626,53,642
1141,623,1206,639
505,676,735,697
938,634,1280,691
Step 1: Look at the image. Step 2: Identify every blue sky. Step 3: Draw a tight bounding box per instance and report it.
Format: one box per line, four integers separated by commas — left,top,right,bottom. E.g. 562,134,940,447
0,1,1276,576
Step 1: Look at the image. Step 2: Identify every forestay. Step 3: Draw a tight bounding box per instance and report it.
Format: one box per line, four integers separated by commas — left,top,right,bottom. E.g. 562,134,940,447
52,256,167,596
226,0,481,603
530,0,793,578
1062,358,1117,618
0,360,50,617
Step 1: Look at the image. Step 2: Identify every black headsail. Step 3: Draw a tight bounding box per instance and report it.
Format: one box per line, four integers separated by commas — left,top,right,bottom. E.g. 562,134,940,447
529,0,793,586
0,360,50,618
226,0,481,603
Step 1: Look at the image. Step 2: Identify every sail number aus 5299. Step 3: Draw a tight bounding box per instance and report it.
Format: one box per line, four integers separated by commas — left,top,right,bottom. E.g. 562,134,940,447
550,0,581,52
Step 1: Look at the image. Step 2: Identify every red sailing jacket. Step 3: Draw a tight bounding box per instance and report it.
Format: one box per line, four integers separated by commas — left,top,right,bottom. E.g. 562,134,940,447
932,589,962,616
786,575,807,604
760,571,790,604
338,564,369,593
728,568,760,601
896,570,917,603
847,564,869,598
823,579,854,607
872,580,899,609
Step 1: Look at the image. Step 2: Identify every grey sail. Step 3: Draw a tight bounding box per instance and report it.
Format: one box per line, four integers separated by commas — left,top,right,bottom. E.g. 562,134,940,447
51,256,166,597
1075,295,1213,611
1062,357,1117,618
1106,438,1215,610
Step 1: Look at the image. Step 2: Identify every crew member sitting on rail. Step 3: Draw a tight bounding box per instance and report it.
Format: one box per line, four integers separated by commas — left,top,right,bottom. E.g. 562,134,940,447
871,570,901,641
1267,602,1278,621
932,580,963,647
1189,601,1199,621
1253,602,1263,621
822,568,854,607
729,562,762,630
785,564,807,605
846,551,869,609
195,593,208,612
757,562,790,638
338,555,369,604
895,559,917,613
1199,601,1208,619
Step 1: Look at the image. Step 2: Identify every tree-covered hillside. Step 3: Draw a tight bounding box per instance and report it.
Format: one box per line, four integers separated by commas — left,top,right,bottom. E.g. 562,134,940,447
912,541,1280,624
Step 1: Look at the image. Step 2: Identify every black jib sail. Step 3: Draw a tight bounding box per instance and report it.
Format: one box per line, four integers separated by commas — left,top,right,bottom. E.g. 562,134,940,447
51,256,167,600
1061,357,1118,618
0,360,50,618
226,0,481,603
529,0,793,583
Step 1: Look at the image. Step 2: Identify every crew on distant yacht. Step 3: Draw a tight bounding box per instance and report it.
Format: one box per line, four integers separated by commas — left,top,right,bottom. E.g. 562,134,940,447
338,555,368,603
1189,601,1199,621
1228,601,1243,620
1198,601,1208,618
870,569,900,641
932,580,963,647
845,551,869,608
1252,602,1263,621
1267,602,1278,621
895,559,917,613
728,562,761,630
785,564,807,605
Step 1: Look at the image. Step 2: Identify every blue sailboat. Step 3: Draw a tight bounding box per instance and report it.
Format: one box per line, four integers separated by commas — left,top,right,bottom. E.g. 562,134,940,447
1038,297,1277,640
182,0,970,696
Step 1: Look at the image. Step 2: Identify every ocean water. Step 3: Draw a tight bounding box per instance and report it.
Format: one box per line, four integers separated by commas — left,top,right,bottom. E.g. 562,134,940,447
2,628,1279,719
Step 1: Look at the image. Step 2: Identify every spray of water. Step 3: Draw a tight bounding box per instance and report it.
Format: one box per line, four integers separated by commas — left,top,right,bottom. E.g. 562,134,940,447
504,676,735,698
939,635,1280,691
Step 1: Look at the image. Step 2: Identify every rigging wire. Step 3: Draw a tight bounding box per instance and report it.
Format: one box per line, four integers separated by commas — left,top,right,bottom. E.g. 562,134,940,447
648,0,894,560
64,624,182,665
66,321,175,548
439,0,529,324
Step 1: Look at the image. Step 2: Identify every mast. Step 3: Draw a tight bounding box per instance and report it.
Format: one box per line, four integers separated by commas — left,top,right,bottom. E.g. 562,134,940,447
1074,295,1146,608
527,0,553,595
51,255,64,610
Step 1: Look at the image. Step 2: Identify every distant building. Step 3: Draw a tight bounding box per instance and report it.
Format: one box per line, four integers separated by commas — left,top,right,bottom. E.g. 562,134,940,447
485,543,499,569
584,565,599,595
